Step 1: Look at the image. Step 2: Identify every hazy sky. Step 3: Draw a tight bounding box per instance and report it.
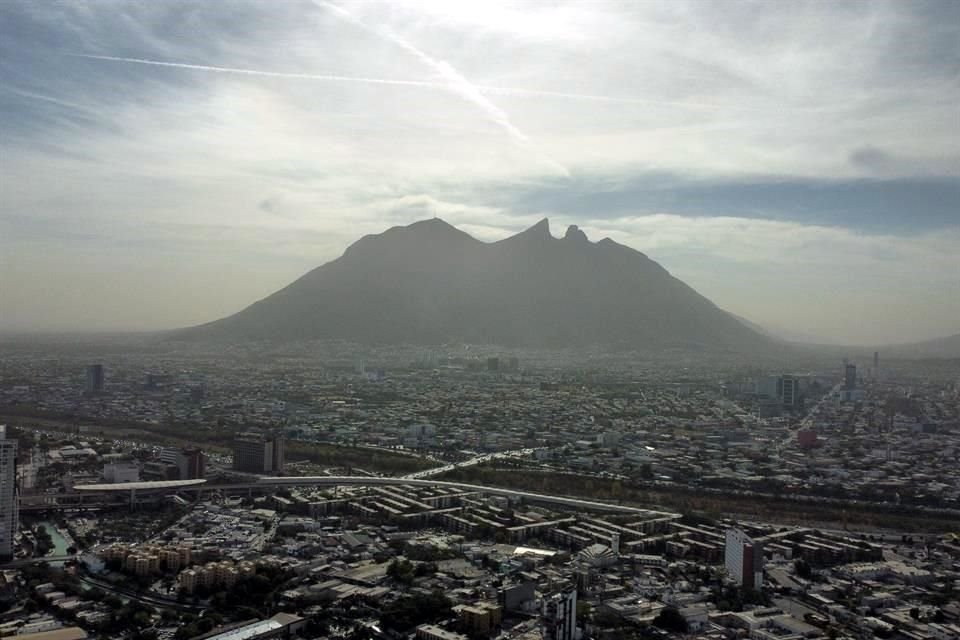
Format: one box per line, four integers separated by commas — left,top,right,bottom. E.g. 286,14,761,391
1,0,958,344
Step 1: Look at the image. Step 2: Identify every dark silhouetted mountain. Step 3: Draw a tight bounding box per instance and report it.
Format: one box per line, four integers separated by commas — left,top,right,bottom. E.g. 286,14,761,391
175,218,773,350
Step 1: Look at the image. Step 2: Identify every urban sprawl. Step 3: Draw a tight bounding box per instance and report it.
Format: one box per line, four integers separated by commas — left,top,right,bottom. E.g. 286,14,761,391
0,341,958,640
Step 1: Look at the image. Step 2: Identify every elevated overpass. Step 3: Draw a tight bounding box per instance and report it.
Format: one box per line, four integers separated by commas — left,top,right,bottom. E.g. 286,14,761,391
23,475,674,517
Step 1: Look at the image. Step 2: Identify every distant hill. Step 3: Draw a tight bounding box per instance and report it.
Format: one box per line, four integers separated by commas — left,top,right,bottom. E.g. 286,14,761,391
881,333,960,359
175,218,774,351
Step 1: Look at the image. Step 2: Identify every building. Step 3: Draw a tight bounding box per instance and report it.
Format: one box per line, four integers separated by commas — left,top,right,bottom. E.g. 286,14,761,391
797,429,818,449
416,625,467,640
780,375,799,408
16,628,88,640
191,613,305,640
103,462,140,484
142,461,179,481
233,431,285,474
181,448,206,479
542,588,577,640
0,425,18,560
873,351,880,380
179,569,198,594
758,374,802,407
499,581,536,612
84,364,104,393
844,363,857,391
456,603,502,635
160,447,206,480
756,375,779,399
726,528,763,591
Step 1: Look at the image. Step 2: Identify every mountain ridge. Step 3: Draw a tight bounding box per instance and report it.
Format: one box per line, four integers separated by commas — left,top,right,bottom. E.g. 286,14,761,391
175,218,774,351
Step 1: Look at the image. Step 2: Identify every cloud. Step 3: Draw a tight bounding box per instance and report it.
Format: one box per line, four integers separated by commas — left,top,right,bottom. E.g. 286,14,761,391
446,171,960,234
314,0,568,176
849,146,894,171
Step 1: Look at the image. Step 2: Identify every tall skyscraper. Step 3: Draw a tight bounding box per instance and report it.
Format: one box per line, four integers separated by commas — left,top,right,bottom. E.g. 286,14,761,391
0,425,19,560
183,447,207,479
844,363,857,391
271,436,285,474
233,431,285,474
542,588,577,640
780,375,799,408
85,364,105,393
725,528,763,591
873,351,880,380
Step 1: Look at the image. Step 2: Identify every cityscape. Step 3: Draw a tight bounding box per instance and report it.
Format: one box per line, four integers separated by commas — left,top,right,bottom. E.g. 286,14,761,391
2,1,959,640
1,340,958,640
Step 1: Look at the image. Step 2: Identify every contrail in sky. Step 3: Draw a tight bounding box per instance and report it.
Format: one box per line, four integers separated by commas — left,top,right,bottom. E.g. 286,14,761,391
69,54,445,90
314,1,530,144
312,0,568,176
69,53,724,111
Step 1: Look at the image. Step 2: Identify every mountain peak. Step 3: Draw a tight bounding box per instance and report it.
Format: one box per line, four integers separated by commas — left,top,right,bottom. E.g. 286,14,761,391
527,217,551,236
564,224,588,243
407,217,460,233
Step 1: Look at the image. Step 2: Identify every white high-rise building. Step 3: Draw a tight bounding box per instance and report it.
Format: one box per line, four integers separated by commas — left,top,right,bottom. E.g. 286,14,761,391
725,528,763,591
0,425,19,560
542,588,577,640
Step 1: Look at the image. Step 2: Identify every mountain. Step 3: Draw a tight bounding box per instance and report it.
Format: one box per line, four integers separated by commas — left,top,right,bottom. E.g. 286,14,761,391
726,312,780,340
881,333,960,359
725,312,848,345
175,218,773,350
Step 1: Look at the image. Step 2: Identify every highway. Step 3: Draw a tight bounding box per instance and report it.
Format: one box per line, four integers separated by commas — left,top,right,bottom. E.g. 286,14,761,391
779,383,841,450
79,575,206,612
401,447,541,480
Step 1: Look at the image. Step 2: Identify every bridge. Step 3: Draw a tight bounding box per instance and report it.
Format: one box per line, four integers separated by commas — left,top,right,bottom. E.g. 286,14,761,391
1,555,75,568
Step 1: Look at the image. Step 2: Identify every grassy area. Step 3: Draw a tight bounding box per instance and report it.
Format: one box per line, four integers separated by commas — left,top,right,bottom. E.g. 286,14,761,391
286,441,437,475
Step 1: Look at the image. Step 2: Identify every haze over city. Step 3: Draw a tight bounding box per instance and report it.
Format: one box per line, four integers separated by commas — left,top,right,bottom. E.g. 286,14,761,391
3,4,960,640
2,0,958,344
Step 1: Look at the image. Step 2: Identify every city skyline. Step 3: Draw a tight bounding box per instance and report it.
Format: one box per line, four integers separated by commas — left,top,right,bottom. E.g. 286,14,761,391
2,0,959,343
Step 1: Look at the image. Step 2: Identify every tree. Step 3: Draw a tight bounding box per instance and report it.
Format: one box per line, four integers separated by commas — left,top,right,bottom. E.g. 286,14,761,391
85,587,106,602
387,558,415,585
379,590,451,633
653,607,688,633
132,610,152,628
